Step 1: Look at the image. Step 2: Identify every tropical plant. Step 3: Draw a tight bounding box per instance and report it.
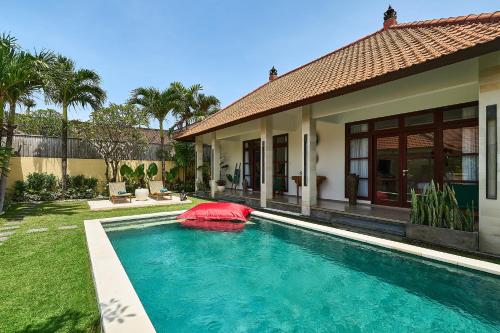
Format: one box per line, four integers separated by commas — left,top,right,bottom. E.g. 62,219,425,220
74,104,149,182
146,163,158,182
0,33,54,211
164,167,179,190
129,86,178,183
120,163,146,189
44,55,106,197
410,180,475,232
170,82,220,130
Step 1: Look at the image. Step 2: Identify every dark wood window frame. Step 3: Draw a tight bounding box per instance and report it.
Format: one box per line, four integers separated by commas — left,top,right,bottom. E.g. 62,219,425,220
345,101,479,203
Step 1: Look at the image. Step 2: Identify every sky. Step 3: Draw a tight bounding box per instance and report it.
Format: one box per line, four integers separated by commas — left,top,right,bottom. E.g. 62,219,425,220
2,0,499,128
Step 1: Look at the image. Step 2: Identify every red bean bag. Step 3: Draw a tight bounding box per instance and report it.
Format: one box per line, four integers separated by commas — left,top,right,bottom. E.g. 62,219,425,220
181,219,245,232
178,202,253,222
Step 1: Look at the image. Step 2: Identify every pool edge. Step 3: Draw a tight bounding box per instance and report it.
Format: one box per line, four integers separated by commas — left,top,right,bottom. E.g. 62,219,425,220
251,210,500,276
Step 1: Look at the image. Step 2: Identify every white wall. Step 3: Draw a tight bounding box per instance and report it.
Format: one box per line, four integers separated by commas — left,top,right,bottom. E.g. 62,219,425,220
316,121,346,201
478,51,500,255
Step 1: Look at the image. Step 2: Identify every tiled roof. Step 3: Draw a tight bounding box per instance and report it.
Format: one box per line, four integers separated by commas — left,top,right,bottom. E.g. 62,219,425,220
176,11,500,140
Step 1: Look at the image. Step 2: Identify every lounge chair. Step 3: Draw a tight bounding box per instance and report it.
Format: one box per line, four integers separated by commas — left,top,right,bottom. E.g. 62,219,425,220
109,182,132,204
149,180,172,200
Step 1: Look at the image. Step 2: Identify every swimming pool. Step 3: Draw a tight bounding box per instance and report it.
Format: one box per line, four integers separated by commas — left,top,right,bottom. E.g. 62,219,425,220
105,216,500,332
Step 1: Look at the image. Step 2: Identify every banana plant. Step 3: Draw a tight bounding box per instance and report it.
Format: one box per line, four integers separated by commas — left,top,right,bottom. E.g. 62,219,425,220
120,163,146,189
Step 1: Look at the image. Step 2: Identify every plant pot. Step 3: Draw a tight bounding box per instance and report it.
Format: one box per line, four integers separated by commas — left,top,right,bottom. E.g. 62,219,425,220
346,173,359,206
217,185,226,192
406,223,479,252
134,188,149,201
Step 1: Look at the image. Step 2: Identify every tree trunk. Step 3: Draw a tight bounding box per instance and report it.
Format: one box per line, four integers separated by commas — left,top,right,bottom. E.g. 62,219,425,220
160,121,166,186
104,159,110,183
0,103,16,213
61,104,68,198
0,96,4,146
111,161,119,182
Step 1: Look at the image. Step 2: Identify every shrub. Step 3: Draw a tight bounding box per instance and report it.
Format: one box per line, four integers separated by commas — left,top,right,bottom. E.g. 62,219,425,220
64,175,99,199
410,180,475,232
12,173,99,202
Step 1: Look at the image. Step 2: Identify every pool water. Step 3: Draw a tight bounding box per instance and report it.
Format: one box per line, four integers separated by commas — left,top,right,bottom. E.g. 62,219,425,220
107,218,500,332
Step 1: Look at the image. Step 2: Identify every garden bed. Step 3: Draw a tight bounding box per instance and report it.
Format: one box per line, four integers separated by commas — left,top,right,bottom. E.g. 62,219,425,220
406,223,479,252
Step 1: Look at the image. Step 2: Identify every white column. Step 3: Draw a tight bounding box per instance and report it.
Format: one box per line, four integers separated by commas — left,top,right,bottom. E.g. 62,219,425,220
301,105,317,215
195,136,203,192
260,116,273,207
479,52,500,255
210,133,220,198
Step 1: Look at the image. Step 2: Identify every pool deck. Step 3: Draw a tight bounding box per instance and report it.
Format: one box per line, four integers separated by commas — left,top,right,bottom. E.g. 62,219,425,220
87,196,191,211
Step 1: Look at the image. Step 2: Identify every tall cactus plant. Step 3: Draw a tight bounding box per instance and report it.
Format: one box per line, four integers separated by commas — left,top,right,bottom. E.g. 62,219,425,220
410,180,474,232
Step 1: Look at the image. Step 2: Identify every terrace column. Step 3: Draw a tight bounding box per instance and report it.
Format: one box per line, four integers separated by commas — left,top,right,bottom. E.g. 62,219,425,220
301,105,317,215
210,133,220,198
478,52,500,255
260,116,273,208
195,136,203,192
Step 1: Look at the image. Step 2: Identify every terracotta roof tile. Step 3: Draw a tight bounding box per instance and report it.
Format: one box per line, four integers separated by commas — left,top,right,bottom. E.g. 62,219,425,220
176,11,500,140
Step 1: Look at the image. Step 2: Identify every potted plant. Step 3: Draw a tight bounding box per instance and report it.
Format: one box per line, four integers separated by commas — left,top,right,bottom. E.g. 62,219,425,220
216,179,226,192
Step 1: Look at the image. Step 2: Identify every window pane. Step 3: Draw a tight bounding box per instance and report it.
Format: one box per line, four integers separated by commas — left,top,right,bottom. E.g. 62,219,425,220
374,118,398,130
376,136,399,156
350,138,368,158
358,179,368,197
350,123,368,134
405,113,433,126
407,133,434,155
443,106,478,122
444,156,478,182
443,127,479,155
350,159,368,178
275,146,287,161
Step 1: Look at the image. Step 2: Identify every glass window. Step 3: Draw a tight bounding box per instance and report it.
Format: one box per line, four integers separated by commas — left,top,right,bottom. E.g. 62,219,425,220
349,138,369,197
350,123,368,134
443,127,479,155
405,113,433,126
407,133,434,156
374,118,399,130
443,106,478,122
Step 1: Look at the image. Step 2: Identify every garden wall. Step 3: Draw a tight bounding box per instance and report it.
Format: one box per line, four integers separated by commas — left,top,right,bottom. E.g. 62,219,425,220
8,157,177,193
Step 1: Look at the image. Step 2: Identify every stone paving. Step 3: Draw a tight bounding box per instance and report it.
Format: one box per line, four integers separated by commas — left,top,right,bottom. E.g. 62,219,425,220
26,228,49,233
58,225,78,230
0,203,80,245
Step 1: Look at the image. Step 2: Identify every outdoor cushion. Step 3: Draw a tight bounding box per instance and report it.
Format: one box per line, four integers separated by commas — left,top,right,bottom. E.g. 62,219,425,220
160,188,170,193
117,190,127,195
178,202,253,222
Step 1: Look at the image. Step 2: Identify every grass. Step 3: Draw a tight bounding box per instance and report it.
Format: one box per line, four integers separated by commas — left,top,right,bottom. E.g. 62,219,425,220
0,197,206,333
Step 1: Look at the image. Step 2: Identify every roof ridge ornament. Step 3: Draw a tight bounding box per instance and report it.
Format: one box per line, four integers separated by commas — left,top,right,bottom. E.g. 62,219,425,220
383,5,398,29
269,66,278,81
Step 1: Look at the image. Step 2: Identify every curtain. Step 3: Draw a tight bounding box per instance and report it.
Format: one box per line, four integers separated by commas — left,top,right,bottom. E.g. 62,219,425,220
462,127,478,181
350,138,369,197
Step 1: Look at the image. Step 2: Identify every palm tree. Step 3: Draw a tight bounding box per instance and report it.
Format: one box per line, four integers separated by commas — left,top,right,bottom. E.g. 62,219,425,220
45,56,106,196
0,35,54,211
171,82,220,130
129,86,178,183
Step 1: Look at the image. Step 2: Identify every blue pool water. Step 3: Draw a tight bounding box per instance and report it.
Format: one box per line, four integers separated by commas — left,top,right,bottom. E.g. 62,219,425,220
107,218,500,332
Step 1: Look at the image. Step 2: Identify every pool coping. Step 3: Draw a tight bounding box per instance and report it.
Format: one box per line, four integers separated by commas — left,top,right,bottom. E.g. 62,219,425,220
84,209,500,332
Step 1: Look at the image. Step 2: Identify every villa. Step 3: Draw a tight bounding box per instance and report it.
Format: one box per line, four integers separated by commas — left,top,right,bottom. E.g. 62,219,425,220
176,8,500,255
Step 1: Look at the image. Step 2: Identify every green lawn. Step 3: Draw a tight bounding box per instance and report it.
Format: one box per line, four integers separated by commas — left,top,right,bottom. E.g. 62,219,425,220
0,197,205,333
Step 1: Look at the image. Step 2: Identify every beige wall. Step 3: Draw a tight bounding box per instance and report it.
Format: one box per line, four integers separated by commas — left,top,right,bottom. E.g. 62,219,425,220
8,157,176,193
